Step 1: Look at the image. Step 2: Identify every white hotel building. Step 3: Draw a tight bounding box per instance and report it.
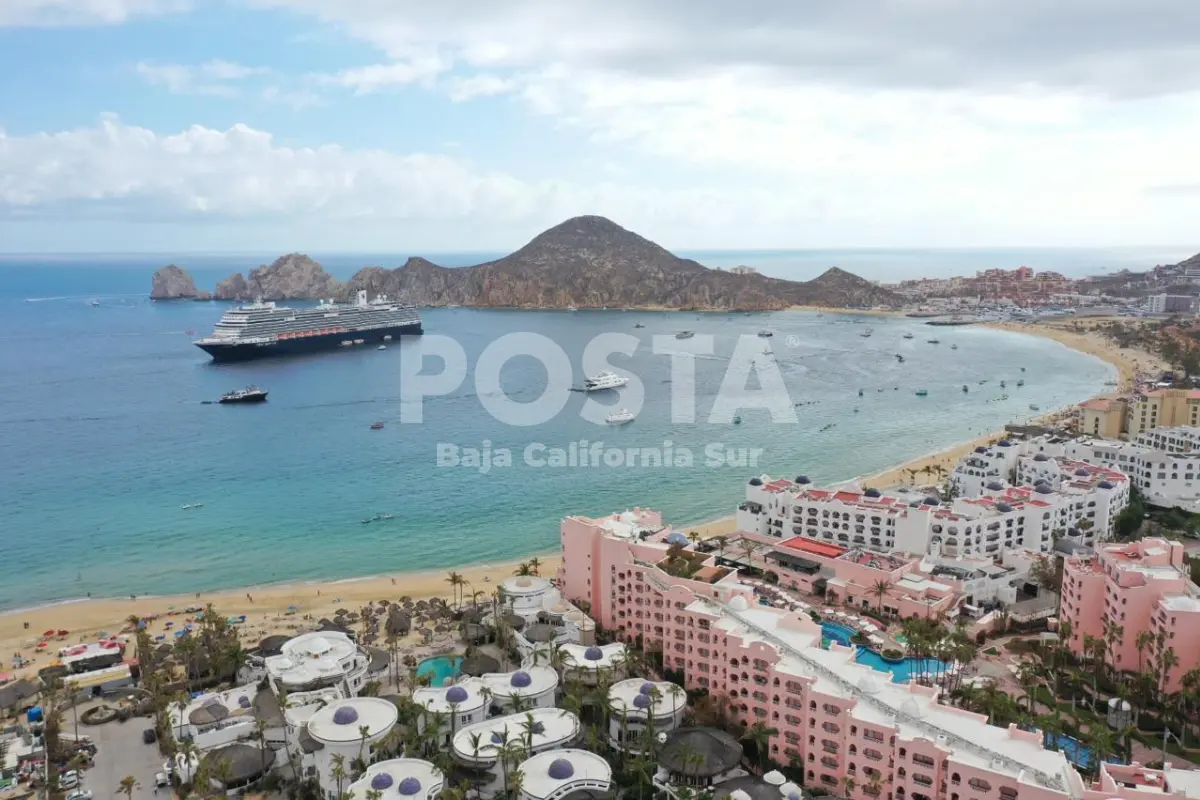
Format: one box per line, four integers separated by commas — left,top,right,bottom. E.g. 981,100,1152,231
450,708,582,799
263,631,372,696
738,460,1128,558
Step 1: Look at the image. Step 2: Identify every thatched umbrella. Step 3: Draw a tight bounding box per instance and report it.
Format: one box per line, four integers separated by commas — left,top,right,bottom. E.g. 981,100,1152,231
202,744,275,787
188,700,229,726
523,623,557,643
257,635,290,657
459,653,500,677
502,613,525,631
386,611,412,637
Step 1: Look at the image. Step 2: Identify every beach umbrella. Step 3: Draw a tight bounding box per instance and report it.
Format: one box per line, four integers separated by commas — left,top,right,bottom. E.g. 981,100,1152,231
155,635,166,642
42,630,54,637
287,605,298,611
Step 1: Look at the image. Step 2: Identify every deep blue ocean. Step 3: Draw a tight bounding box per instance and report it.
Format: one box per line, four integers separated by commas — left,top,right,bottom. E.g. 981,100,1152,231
0,254,1118,610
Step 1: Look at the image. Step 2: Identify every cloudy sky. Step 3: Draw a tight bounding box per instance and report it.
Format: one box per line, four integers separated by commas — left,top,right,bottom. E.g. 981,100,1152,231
2,0,1199,254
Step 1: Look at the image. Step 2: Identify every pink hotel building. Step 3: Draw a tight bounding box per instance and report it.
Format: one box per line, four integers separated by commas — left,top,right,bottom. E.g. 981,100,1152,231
558,509,1148,800
1060,538,1200,693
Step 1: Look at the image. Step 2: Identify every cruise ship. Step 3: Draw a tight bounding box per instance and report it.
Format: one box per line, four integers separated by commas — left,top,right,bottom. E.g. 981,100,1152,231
195,290,422,362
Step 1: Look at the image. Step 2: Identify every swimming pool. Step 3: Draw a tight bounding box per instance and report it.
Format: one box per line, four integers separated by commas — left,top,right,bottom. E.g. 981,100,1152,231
416,655,463,687
820,622,946,683
1045,733,1123,770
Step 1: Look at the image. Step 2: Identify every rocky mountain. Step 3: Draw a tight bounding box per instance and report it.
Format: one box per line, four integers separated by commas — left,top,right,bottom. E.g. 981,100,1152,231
344,216,899,310
155,216,900,309
150,264,209,300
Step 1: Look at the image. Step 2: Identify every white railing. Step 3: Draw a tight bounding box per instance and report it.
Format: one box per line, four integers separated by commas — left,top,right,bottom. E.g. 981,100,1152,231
709,598,1073,796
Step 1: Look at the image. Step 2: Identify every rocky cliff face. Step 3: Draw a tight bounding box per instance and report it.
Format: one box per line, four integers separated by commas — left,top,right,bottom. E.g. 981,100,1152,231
150,264,209,300
344,216,900,310
238,254,343,301
163,216,900,309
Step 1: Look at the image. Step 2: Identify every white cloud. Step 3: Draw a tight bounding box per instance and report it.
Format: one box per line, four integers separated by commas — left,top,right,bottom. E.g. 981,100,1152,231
136,59,269,96
445,74,515,103
320,56,448,94
0,0,186,26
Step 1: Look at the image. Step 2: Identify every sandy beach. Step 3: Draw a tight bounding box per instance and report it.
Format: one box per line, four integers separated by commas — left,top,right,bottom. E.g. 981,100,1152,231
0,316,1165,681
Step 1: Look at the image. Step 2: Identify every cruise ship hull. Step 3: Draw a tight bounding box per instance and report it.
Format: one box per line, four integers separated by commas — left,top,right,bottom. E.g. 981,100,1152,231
196,322,423,362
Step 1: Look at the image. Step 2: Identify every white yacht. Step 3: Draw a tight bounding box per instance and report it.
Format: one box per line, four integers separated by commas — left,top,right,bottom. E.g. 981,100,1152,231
606,409,636,424
584,371,629,391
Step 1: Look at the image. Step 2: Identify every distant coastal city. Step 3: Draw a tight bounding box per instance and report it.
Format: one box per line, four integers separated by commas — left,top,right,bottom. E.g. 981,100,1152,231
6,221,1200,800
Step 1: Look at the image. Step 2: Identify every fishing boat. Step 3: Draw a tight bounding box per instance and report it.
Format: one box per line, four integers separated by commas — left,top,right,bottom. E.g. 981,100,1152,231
606,409,636,425
916,389,929,396
370,421,385,430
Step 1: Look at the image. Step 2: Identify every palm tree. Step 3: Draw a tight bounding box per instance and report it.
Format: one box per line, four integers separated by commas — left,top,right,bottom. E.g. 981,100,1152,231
1136,629,1155,676
514,562,534,577
841,775,857,798
445,572,463,606
1159,647,1180,700
331,753,348,799
740,721,778,771
869,579,891,615
173,691,190,742
1087,725,1117,778
116,775,140,800
528,557,542,576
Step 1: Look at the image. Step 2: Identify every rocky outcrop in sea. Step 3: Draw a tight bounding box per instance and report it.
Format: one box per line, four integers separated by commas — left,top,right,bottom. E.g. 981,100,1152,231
150,264,210,300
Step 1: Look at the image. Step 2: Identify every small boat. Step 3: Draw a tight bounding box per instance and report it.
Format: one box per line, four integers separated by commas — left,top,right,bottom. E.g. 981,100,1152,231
341,340,353,347
181,503,204,510
354,339,365,345
1020,367,1026,372
903,333,914,339
383,335,393,341
962,385,969,393
370,421,385,430
676,331,695,340
219,387,268,404
950,344,958,350
89,298,100,307
733,415,742,424
757,330,773,338
927,339,940,344
606,409,636,425
373,513,395,521
1017,379,1024,387
860,330,872,338
378,345,387,350
566,305,578,312
895,354,905,362
1029,404,1040,411
858,389,864,397
916,389,928,396
1000,380,1007,389
634,323,645,328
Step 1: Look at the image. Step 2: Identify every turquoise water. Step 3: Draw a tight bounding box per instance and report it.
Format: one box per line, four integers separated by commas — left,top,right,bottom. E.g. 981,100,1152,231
417,655,462,687
0,259,1116,610
820,622,947,683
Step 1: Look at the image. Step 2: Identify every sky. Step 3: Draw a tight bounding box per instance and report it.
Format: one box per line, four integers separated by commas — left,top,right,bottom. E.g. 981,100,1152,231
1,0,1200,256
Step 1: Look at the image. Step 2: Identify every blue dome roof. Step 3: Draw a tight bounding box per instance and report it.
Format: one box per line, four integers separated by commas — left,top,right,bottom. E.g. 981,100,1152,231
639,681,656,694
510,671,532,688
332,706,358,725
1098,480,1115,490
583,646,603,661
445,686,469,704
491,731,504,744
987,481,1004,491
371,773,394,791
237,696,251,709
795,475,811,484
1034,453,1050,462
633,693,653,709
398,778,422,796
924,497,940,506
789,793,802,800
1035,485,1054,494
997,439,1012,447
864,488,881,498
548,758,575,780
1075,468,1090,476
996,502,1013,513
748,478,763,487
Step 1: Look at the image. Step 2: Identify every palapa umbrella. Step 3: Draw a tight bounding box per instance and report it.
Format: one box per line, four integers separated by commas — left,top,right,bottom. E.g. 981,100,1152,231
458,653,500,677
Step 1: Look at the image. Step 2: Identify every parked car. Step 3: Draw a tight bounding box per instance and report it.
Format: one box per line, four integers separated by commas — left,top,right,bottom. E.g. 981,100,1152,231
66,790,93,800
155,773,169,789
59,771,80,790
142,728,157,745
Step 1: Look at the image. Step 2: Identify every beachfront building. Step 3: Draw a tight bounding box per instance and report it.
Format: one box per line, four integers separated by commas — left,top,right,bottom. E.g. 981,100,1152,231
1060,537,1200,693
264,631,371,696
605,678,686,752
411,679,490,745
479,666,559,713
450,708,582,798
737,468,1128,558
498,574,596,649
1033,432,1200,511
166,683,266,752
1126,389,1200,438
1098,760,1200,800
518,749,613,800
1079,398,1128,439
558,643,628,685
306,697,399,799
346,759,444,800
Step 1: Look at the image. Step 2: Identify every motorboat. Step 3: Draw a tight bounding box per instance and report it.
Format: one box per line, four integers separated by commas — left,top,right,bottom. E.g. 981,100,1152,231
566,305,578,312
370,421,385,430
927,339,940,344
219,387,268,404
181,503,203,510
733,415,742,424
903,333,914,339
757,330,773,338
89,298,100,307
916,389,929,396
378,344,387,350
950,344,958,350
1017,379,1025,387
676,331,695,339
584,371,628,391
1029,404,1040,411
606,409,636,424
634,323,645,328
